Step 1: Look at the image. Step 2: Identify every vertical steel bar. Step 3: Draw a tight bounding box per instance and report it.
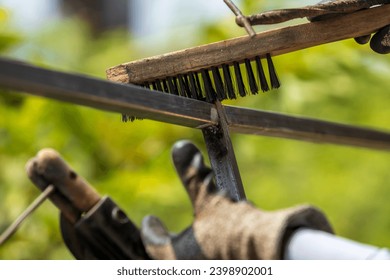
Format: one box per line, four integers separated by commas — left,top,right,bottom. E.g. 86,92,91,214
202,101,246,201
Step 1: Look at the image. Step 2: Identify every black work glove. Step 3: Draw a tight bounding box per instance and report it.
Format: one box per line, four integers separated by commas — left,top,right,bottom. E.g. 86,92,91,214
369,25,390,54
141,141,333,260
310,0,390,54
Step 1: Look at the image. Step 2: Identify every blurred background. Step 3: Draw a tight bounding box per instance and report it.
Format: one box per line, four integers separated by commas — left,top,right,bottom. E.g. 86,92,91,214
0,0,389,259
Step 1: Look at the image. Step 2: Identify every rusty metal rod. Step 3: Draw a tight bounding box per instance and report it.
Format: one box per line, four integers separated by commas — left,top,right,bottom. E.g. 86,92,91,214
0,185,55,246
223,0,256,37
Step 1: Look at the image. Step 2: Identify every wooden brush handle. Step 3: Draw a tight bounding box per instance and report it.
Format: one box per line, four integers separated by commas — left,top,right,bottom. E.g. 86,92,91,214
26,148,101,221
106,5,390,84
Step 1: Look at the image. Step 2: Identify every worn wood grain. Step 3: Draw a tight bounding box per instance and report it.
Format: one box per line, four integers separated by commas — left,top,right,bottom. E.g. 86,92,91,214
106,5,390,84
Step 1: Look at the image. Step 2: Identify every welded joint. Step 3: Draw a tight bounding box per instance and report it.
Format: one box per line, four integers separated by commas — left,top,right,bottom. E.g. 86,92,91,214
223,0,256,37
196,106,219,129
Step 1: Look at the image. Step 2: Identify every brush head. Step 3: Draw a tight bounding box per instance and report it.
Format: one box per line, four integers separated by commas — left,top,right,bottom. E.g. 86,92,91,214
108,4,390,109
119,55,281,122
106,28,290,117
140,55,280,102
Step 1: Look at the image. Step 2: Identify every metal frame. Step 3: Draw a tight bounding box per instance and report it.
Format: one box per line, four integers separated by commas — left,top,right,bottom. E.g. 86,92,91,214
1,58,390,200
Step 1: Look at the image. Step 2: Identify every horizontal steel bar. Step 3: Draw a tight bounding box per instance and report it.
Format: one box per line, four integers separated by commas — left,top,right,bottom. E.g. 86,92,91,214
0,58,216,129
226,106,390,150
1,58,390,150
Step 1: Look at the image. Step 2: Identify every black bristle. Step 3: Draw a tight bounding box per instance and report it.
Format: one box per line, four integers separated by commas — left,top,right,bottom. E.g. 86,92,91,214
233,62,246,97
189,73,200,99
222,64,236,99
266,53,281,89
156,80,163,92
201,69,216,102
255,56,270,92
139,54,280,105
177,74,186,97
194,73,204,101
173,78,180,94
162,80,169,92
122,114,142,122
244,59,258,95
120,82,151,123
211,67,226,101
122,114,128,122
167,77,178,95
183,75,192,97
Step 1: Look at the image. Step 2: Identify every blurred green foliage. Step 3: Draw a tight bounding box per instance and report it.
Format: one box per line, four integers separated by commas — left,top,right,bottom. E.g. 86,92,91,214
1,1,390,259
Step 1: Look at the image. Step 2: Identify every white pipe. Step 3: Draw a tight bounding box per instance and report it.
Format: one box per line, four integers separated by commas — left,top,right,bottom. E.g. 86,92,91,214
284,228,390,260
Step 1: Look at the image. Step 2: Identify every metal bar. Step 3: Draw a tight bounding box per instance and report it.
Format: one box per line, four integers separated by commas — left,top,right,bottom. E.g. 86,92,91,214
1,58,390,151
226,106,390,150
202,101,246,201
0,58,216,129
223,0,256,37
0,185,55,246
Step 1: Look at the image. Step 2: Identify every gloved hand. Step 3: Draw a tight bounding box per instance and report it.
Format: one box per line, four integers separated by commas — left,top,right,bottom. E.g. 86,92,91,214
310,0,390,54
26,148,149,260
141,140,333,260
369,25,390,54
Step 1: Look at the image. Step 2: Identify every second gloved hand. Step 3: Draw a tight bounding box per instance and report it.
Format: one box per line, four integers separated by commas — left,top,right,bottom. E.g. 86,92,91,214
310,0,390,54
140,141,333,260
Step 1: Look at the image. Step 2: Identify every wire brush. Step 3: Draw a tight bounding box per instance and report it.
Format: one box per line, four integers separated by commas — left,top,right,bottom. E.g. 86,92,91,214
106,2,390,122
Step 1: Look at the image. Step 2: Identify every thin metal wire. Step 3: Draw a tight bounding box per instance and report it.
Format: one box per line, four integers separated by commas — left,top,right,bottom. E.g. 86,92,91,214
223,0,256,37
0,185,55,246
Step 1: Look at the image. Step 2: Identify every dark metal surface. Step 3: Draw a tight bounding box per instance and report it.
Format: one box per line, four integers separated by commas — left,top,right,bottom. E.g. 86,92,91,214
226,106,390,150
0,58,215,129
61,196,149,260
1,58,390,150
203,101,246,201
